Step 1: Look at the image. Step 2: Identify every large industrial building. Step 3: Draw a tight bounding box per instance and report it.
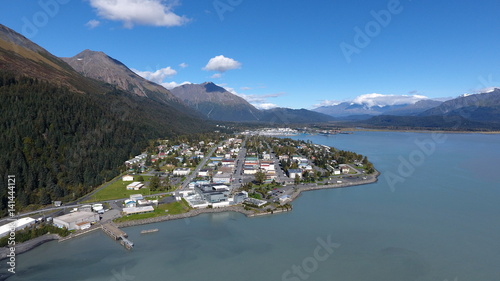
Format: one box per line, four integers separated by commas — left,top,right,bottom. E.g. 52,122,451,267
53,211,100,231
0,217,36,238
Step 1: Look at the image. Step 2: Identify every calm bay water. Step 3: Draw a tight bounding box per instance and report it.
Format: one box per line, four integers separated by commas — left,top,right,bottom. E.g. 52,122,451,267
10,132,500,281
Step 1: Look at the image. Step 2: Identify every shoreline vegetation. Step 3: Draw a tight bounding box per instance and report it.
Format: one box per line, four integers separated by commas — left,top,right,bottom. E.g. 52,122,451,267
0,170,378,260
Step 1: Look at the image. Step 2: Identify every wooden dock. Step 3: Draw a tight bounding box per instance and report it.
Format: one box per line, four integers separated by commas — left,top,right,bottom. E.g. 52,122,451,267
101,223,133,249
101,223,127,240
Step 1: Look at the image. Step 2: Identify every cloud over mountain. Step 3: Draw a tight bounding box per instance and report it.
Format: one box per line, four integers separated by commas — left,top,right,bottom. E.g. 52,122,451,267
161,81,191,89
89,0,189,28
133,67,177,84
352,93,429,107
317,93,429,108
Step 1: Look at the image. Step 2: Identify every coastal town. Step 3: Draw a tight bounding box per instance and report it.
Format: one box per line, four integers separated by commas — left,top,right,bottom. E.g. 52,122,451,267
0,129,378,255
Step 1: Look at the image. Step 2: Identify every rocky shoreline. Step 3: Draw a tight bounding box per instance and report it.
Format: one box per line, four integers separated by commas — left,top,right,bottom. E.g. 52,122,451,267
115,205,254,228
0,234,60,261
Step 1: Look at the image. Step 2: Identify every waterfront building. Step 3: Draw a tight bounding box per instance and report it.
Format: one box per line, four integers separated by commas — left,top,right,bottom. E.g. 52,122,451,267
53,212,99,231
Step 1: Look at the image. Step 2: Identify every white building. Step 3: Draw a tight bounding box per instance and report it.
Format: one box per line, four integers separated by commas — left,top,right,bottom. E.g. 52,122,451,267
198,169,210,177
243,169,258,175
53,212,99,231
126,182,144,190
122,206,154,215
213,173,232,184
288,169,303,179
122,175,134,181
0,217,36,238
173,168,191,176
279,195,291,204
130,194,144,201
124,200,136,208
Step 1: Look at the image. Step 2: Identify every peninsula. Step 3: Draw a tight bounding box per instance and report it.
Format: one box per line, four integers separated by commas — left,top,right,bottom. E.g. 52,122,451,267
0,130,378,257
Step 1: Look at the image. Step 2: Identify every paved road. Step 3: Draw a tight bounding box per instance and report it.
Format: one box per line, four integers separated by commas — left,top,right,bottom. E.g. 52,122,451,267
0,191,176,225
264,140,290,184
231,137,247,190
181,141,221,190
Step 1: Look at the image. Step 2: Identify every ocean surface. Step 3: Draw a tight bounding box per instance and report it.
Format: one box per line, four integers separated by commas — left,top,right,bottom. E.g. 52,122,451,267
9,132,500,281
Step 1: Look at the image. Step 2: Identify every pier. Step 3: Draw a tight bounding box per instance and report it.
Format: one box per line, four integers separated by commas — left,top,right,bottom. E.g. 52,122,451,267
101,223,133,249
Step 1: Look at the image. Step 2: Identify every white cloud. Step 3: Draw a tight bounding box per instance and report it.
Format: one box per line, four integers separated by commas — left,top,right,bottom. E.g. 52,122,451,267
352,93,428,107
161,81,191,89
313,100,342,108
254,103,278,110
211,73,222,79
89,0,189,28
476,87,499,94
203,55,241,72
133,67,177,84
313,93,431,109
178,62,188,68
240,87,252,91
85,19,101,29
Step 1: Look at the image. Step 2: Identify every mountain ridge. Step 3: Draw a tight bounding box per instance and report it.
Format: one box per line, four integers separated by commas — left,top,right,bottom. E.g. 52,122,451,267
61,49,184,106
170,82,261,122
0,24,210,211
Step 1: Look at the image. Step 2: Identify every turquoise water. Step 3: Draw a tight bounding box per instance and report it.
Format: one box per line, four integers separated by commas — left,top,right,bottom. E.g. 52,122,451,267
9,132,500,280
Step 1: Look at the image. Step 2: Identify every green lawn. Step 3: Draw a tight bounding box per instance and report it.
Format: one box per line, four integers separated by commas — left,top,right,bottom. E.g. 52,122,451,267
113,199,191,223
84,176,153,202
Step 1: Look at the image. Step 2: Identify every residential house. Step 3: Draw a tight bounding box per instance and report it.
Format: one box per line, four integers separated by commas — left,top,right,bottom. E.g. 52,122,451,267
339,165,350,174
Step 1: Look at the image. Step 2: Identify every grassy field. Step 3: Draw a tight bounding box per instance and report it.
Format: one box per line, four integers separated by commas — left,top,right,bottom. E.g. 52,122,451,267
84,176,153,202
113,199,191,223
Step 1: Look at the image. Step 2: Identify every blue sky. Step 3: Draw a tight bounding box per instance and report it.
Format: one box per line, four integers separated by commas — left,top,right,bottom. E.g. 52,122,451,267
1,0,499,109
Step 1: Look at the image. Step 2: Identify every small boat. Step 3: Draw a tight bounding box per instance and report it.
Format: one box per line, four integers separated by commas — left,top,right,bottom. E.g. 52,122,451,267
140,229,159,234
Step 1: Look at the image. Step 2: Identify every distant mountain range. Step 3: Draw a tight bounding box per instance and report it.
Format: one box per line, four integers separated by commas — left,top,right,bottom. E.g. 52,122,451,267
313,99,444,119
170,82,334,123
357,89,500,130
60,48,334,124
420,88,500,123
313,88,500,129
